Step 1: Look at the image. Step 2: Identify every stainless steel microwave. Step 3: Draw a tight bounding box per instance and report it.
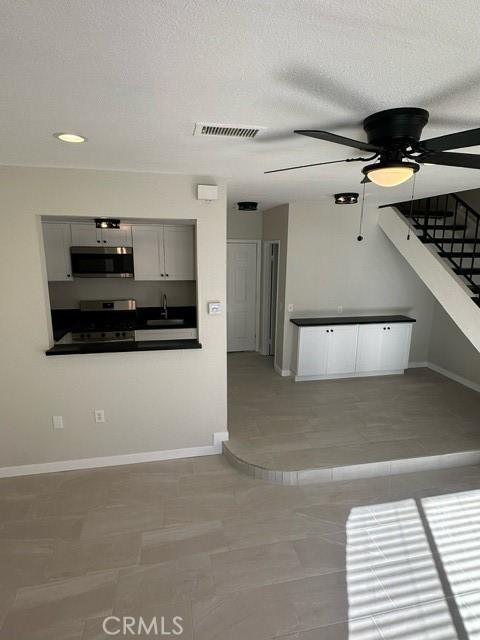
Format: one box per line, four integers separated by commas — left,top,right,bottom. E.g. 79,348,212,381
70,246,134,278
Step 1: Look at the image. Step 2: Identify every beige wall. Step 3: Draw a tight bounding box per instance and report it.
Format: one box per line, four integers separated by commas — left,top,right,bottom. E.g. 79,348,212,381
429,302,480,386
227,207,263,240
281,200,436,372
263,204,289,371
0,167,227,467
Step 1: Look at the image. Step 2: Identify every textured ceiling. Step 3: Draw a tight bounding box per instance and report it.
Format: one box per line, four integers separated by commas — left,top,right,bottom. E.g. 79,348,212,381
2,0,480,209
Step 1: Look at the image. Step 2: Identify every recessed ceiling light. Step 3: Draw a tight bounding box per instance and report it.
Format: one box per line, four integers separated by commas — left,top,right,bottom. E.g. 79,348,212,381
53,132,87,144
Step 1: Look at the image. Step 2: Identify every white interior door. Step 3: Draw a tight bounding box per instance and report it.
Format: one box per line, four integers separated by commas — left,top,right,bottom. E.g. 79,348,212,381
227,242,258,352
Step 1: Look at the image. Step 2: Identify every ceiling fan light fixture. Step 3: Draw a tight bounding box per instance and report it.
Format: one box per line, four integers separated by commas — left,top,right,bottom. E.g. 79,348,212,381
363,161,419,188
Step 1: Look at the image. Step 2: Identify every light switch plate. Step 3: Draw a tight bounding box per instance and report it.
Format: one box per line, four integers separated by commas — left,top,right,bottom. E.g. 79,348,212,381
208,301,222,315
197,185,218,201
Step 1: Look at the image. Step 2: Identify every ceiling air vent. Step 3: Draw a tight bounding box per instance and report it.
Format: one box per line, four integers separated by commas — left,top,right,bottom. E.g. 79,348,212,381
193,122,265,139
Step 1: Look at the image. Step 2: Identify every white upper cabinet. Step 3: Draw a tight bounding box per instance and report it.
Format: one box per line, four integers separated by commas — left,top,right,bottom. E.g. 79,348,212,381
132,225,165,280
163,226,195,280
70,223,99,246
100,226,132,246
70,223,132,246
42,223,72,281
132,224,195,281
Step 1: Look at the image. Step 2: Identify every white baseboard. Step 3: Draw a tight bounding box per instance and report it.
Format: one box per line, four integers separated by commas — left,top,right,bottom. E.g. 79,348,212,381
274,362,291,377
427,362,480,393
0,431,230,479
408,361,429,368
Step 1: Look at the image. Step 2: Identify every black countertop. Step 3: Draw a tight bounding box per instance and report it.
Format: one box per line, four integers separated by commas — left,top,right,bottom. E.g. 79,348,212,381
46,339,202,356
290,315,416,327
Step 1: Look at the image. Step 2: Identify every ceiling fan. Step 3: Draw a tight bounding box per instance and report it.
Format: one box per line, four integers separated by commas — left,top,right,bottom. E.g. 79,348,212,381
265,108,480,187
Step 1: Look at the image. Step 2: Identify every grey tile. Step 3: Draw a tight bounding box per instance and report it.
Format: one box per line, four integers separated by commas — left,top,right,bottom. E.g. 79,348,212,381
1,571,117,637
0,539,52,588
47,533,141,579
193,582,299,640
81,503,164,538
0,516,83,541
140,521,227,565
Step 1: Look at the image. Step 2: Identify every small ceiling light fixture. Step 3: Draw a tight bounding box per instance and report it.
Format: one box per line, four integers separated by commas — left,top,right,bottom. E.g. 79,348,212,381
334,192,359,205
237,202,258,211
53,132,87,144
95,218,120,229
362,161,419,188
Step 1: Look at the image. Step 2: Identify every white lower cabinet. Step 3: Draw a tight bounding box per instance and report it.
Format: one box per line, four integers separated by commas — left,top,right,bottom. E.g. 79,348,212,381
356,323,412,373
294,321,413,381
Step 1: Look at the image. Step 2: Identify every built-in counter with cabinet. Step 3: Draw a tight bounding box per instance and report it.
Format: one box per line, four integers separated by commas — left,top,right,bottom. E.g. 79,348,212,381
290,315,415,382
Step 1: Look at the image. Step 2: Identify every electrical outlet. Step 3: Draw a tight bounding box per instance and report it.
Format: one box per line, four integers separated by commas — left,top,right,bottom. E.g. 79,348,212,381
52,416,64,430
288,304,294,312
94,409,105,423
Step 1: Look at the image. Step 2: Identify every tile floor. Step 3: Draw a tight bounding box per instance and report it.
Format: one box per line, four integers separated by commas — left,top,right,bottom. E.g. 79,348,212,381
2,457,480,638
226,353,480,476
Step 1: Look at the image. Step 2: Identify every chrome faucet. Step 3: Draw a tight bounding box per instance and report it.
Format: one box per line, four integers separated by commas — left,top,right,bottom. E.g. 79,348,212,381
162,293,168,319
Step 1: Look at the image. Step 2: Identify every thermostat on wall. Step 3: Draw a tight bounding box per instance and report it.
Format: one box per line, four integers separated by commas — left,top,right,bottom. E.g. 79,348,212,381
208,301,222,315
197,184,218,201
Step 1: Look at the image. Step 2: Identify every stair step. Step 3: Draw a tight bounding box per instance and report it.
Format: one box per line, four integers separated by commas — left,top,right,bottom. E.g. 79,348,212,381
472,298,480,307
469,284,480,293
421,237,480,245
412,211,455,219
439,251,480,258
454,267,480,275
414,223,466,231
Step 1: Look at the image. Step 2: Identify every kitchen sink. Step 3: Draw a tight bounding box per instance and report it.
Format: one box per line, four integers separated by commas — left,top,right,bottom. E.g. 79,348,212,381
146,318,185,327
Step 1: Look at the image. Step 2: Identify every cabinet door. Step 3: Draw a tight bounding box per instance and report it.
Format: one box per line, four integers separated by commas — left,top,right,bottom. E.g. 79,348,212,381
163,226,195,280
297,327,329,376
379,323,412,371
326,325,358,375
70,223,100,246
132,225,165,280
100,226,132,246
42,223,72,281
356,324,384,373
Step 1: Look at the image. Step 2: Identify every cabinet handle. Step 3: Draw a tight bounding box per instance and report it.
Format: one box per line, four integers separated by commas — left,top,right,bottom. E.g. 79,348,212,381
67,274,71,278
388,327,391,330
166,273,169,277
161,274,164,277
103,240,107,243
97,240,101,243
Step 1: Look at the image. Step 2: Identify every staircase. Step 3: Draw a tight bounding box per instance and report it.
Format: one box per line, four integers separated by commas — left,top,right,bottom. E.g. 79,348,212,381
395,193,480,308
378,193,480,353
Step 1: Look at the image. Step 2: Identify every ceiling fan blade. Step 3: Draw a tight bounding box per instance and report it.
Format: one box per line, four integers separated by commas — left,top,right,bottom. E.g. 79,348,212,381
418,127,480,152
419,151,480,170
295,130,382,152
265,158,357,175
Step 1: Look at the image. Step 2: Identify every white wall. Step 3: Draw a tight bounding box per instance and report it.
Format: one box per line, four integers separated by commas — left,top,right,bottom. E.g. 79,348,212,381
48,279,196,309
281,200,436,372
0,167,227,467
227,207,263,239
429,302,480,386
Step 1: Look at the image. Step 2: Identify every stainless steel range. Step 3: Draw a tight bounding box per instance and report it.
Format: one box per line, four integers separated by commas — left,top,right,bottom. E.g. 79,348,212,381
72,299,136,343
